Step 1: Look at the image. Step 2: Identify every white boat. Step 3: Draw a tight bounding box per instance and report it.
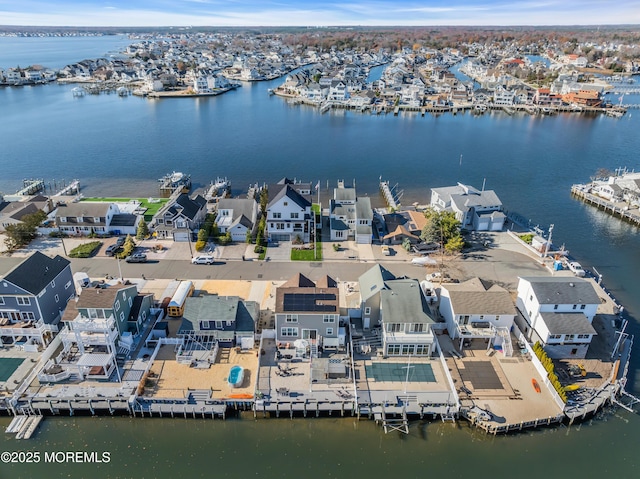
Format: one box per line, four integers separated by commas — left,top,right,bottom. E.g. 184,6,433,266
72,87,85,97
205,177,230,201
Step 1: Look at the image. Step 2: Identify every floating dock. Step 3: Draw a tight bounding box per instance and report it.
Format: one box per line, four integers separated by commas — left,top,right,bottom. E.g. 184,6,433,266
6,415,44,439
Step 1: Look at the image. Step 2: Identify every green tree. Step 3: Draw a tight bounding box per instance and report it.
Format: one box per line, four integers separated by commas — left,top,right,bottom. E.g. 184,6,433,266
444,235,465,253
420,209,461,247
259,188,269,215
3,210,46,251
246,229,252,244
197,228,208,242
136,218,149,240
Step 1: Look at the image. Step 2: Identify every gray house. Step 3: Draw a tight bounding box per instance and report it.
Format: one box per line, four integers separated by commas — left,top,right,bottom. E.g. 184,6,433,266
0,251,74,346
152,193,207,241
275,273,341,355
178,294,259,348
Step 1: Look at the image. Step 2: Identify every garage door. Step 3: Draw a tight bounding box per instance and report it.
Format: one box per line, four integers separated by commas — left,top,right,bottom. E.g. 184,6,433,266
173,232,189,242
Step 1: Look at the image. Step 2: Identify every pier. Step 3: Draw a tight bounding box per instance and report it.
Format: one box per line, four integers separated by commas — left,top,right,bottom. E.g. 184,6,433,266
6,414,44,439
379,179,402,210
15,179,44,196
571,184,640,226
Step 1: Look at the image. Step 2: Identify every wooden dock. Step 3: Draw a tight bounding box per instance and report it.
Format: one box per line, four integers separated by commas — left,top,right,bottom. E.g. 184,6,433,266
380,180,401,210
6,415,44,439
571,185,640,226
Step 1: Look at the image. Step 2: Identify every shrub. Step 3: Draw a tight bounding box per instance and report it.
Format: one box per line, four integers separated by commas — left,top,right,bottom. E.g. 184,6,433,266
519,233,535,244
195,240,206,251
254,245,264,254
69,241,102,258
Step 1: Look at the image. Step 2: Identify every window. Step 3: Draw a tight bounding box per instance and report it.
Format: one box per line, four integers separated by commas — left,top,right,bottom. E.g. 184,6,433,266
283,202,288,206
364,307,371,315
323,314,335,323
402,344,414,355
120,312,125,321
291,213,299,219
76,216,83,222
549,334,562,340
387,323,402,333
415,344,428,355
580,304,586,310
529,295,533,301
94,217,101,223
326,327,334,335
572,304,577,310
409,323,425,333
17,297,31,306
21,312,35,320
281,327,298,337
215,321,223,329
273,212,281,219
553,304,558,310
226,321,233,326
115,300,120,311
285,314,298,323
128,297,133,307
564,334,575,341
387,344,401,355
577,334,590,339
54,294,59,303
65,281,72,290
201,321,210,329
50,280,56,288
59,217,67,223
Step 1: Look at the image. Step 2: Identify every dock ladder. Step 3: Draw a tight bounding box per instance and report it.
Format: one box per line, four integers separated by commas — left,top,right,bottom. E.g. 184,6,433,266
380,405,409,434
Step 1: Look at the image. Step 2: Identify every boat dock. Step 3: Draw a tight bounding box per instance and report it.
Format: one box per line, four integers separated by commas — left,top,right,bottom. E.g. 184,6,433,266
380,179,402,210
51,179,80,197
571,184,640,226
15,179,45,196
159,171,191,195
6,414,44,439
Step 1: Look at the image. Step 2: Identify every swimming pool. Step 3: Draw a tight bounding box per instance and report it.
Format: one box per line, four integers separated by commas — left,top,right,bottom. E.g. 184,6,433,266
0,357,26,382
228,365,244,388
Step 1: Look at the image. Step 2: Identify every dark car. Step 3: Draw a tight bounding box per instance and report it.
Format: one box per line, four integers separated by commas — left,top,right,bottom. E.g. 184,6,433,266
105,244,119,256
115,236,126,247
126,253,147,263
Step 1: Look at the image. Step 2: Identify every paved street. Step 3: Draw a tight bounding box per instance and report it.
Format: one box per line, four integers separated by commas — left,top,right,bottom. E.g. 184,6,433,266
0,231,554,288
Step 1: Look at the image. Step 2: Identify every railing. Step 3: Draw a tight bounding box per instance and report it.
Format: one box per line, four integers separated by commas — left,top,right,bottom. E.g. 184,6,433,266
435,337,460,412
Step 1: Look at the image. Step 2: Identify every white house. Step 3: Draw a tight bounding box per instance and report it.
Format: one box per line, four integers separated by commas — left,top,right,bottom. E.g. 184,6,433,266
439,278,516,354
266,184,312,243
216,198,258,242
516,277,600,359
55,202,118,236
493,86,515,106
329,181,373,244
430,183,505,231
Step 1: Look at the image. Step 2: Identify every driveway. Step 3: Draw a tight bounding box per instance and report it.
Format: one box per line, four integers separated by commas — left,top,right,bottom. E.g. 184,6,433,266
266,241,291,261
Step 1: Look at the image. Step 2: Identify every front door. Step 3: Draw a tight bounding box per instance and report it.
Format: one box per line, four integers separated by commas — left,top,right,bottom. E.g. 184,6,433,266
302,329,317,340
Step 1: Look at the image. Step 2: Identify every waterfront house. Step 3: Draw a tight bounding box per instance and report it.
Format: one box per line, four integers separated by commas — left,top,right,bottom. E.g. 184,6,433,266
382,210,426,245
274,274,342,355
328,181,373,244
55,202,117,236
266,184,312,243
178,294,259,349
430,183,505,231
515,277,600,359
152,193,207,241
0,195,49,233
439,278,516,354
216,198,258,242
0,251,74,347
358,265,435,356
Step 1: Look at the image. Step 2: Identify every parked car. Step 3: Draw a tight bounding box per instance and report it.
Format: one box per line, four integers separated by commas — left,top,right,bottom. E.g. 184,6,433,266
567,261,586,277
115,236,126,247
381,245,391,256
191,255,215,265
105,244,120,256
126,253,147,263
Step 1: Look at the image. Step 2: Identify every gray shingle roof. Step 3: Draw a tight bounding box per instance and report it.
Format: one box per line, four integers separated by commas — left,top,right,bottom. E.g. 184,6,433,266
3,251,70,295
380,279,434,325
539,312,598,335
268,184,311,210
358,264,396,302
443,278,516,315
520,277,600,305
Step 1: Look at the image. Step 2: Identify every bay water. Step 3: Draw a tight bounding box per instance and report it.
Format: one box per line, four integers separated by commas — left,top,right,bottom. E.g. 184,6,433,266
1,37,639,479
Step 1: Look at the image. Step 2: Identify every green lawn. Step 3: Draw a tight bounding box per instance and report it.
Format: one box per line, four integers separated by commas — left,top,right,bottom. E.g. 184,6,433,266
291,241,323,261
82,197,169,221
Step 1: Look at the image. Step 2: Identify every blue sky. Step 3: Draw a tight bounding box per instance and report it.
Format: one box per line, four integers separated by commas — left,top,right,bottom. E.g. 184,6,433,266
1,1,639,27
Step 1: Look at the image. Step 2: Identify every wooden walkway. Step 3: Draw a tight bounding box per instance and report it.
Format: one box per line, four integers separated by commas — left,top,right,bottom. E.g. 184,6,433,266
571,185,640,226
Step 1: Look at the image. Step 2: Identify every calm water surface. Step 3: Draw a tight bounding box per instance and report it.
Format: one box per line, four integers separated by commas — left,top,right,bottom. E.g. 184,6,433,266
1,38,639,479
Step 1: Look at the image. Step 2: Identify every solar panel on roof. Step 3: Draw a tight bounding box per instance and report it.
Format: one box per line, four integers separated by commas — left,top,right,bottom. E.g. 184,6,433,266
282,293,337,312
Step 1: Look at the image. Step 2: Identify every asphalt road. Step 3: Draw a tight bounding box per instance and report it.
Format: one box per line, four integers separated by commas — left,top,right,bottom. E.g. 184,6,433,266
0,241,549,289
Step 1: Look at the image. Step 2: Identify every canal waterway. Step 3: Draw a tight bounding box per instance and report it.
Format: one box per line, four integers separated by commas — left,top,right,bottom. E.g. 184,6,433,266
1,37,640,479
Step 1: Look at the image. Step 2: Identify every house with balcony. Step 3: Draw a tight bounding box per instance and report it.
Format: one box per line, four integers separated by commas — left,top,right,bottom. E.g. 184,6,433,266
0,251,74,348
266,184,312,243
274,274,342,356
439,278,516,354
328,181,373,244
151,193,207,241
216,198,258,242
515,277,600,359
357,265,436,356
430,183,505,231
177,294,259,349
